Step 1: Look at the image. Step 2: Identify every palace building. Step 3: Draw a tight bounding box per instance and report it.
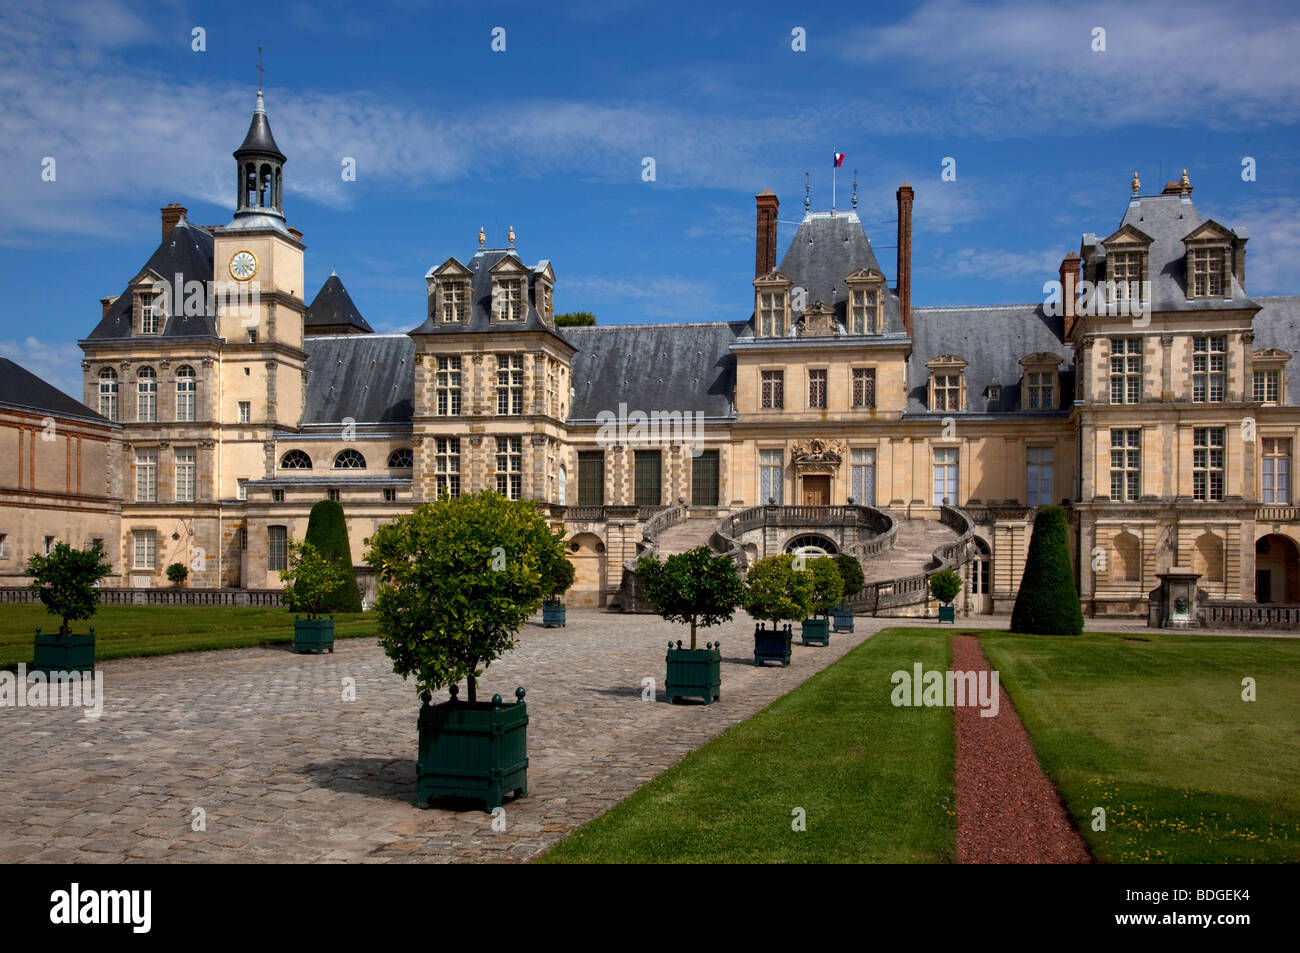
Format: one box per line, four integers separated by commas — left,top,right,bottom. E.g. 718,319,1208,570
6,89,1299,617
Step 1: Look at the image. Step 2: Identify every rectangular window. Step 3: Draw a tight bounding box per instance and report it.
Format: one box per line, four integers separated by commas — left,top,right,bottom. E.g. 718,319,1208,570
1110,429,1141,501
933,448,958,506
495,437,523,500
441,282,465,323
268,526,287,572
759,293,785,336
577,451,605,506
327,489,341,502
44,535,55,555
247,329,258,344
141,300,161,335
760,370,784,410
850,448,876,506
0,533,7,558
691,450,720,507
850,289,878,334
133,531,156,570
497,354,524,415
237,479,248,501
1263,438,1291,504
135,449,157,503
1192,337,1227,403
932,374,961,411
1191,247,1226,297
174,448,195,503
98,374,118,421
176,375,196,421
1109,338,1142,404
1027,372,1054,410
1193,427,1226,501
1254,369,1280,404
808,369,827,409
1110,251,1143,304
634,449,662,507
238,401,251,424
272,489,285,503
436,356,462,416
383,488,397,502
852,368,876,409
137,373,157,422
1027,447,1054,507
758,449,783,505
497,279,523,321
435,437,460,498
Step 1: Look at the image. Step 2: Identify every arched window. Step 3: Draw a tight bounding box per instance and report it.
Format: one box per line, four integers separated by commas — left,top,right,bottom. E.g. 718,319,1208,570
387,448,413,468
1112,532,1141,582
334,449,367,470
98,368,118,421
279,450,313,470
176,365,196,422
784,534,839,556
137,367,157,422
1193,533,1224,584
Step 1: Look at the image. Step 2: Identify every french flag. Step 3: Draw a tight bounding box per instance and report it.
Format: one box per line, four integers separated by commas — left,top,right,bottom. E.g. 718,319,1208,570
833,153,846,167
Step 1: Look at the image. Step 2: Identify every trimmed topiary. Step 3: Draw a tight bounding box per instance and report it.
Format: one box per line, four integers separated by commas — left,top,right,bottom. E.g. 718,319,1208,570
301,499,362,613
805,557,845,616
1011,505,1084,636
833,553,865,600
928,568,962,605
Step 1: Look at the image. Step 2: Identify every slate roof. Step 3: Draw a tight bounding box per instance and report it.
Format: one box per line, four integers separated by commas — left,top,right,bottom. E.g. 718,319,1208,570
907,304,1074,415
306,273,374,333
302,334,414,424
83,220,218,340
1251,295,1300,407
563,322,743,421
0,357,113,425
234,90,285,161
746,211,904,336
409,249,565,343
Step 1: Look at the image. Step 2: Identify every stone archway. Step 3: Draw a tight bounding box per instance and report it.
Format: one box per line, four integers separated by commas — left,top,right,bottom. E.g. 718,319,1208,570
784,533,839,557
568,532,607,607
1255,534,1299,604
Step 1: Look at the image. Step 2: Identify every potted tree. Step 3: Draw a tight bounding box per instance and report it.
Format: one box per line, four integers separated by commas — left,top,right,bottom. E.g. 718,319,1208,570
541,555,576,627
366,489,568,811
281,541,347,653
743,553,813,666
799,557,844,646
26,541,111,674
929,569,963,623
166,562,188,588
831,553,865,632
637,546,744,704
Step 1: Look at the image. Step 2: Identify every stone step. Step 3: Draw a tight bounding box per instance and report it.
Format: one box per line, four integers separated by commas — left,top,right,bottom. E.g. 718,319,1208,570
654,518,720,557
861,518,959,584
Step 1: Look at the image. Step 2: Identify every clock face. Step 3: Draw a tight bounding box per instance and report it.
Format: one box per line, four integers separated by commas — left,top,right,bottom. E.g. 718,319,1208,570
229,250,258,281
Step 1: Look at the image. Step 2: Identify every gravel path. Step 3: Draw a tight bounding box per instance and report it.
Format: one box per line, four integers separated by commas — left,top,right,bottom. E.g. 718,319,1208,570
951,635,1092,864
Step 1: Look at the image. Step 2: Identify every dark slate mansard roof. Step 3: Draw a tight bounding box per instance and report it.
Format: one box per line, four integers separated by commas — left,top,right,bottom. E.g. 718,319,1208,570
0,357,113,425
1252,296,1300,407
306,273,374,333
409,249,563,342
301,334,414,425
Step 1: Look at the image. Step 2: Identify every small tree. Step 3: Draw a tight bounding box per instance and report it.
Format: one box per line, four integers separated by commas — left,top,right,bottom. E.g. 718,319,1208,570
26,542,112,637
302,499,362,613
743,553,814,631
805,557,845,617
638,546,744,650
281,541,348,619
833,553,865,602
366,490,568,703
929,569,963,606
166,562,189,587
542,555,576,606
555,311,596,327
1011,505,1084,635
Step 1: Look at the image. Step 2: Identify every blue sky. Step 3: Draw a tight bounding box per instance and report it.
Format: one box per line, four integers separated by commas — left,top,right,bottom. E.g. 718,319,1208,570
2,0,1298,397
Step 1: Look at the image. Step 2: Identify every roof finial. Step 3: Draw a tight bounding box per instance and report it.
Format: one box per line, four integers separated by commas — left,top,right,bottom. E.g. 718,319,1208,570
478,226,485,248
508,225,515,247
1131,170,1140,195
851,170,858,210
804,171,811,212
330,267,337,277
1180,168,1191,192
256,45,265,94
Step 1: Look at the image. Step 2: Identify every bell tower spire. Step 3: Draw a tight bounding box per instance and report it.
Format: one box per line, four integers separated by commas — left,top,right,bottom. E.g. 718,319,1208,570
233,70,287,222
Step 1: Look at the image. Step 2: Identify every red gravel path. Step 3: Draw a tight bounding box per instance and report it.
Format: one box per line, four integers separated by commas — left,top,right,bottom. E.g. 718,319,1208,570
952,635,1092,864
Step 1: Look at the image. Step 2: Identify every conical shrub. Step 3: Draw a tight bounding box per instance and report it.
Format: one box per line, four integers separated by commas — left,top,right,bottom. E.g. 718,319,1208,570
1010,505,1083,635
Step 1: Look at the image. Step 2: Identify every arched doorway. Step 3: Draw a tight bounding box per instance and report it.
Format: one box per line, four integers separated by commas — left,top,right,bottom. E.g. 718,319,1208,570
970,537,992,613
1256,534,1299,604
568,532,606,607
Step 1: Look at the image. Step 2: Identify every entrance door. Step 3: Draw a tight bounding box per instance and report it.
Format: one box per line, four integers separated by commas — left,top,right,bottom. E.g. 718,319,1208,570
971,538,992,613
1256,570,1272,604
802,475,830,505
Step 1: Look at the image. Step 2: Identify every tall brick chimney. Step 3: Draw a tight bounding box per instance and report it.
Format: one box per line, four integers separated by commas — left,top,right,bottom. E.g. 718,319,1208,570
1059,252,1081,341
161,203,187,240
896,183,914,335
755,190,779,278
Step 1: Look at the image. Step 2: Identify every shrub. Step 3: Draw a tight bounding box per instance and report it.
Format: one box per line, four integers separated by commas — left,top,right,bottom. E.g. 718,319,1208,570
26,541,112,636
743,553,814,630
542,555,576,604
166,562,188,587
833,553,865,600
638,546,744,649
280,542,348,619
1011,505,1084,636
928,569,962,605
805,557,845,616
302,499,362,613
365,490,568,702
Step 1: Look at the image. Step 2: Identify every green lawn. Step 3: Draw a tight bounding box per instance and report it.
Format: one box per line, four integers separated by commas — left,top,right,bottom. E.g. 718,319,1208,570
0,604,379,669
539,629,955,863
981,630,1300,863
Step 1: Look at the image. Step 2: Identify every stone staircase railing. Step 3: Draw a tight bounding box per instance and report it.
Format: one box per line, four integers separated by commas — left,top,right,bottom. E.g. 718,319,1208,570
619,501,689,611
1197,598,1300,629
0,586,286,607
711,503,897,572
843,505,975,614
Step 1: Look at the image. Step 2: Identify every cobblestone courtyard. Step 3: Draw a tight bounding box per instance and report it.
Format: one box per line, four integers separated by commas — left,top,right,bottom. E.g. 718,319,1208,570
2,611,1288,864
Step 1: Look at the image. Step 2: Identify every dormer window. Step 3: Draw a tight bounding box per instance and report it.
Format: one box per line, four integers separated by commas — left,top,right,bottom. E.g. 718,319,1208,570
1098,224,1152,311
495,278,523,321
845,269,885,334
1019,353,1062,410
441,280,467,323
1190,247,1226,297
136,284,166,335
753,272,791,337
760,292,786,336
926,355,967,412
1182,220,1238,300
1252,349,1290,405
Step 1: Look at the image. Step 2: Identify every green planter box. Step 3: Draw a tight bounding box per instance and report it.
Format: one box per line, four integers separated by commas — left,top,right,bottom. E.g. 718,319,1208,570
754,624,793,666
418,685,529,812
832,605,855,633
938,604,957,624
542,602,567,627
293,616,335,654
32,629,95,675
801,616,831,646
665,642,721,705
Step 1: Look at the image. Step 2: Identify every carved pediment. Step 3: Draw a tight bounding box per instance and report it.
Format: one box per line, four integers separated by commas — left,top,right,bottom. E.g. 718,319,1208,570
753,270,792,286
926,353,967,369
791,438,845,471
427,257,471,280
798,301,836,337
845,268,885,283
489,255,528,275
1182,219,1234,244
1019,352,1064,368
1101,223,1154,247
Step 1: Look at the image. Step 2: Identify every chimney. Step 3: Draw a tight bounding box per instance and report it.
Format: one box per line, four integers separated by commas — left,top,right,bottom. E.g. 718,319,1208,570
896,182,914,335
100,296,116,318
161,203,187,240
755,190,779,278
288,226,303,243
1059,252,1081,341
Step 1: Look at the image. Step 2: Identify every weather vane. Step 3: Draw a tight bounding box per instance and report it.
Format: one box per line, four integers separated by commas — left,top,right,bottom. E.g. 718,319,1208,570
256,45,265,92
852,170,858,209
804,172,811,212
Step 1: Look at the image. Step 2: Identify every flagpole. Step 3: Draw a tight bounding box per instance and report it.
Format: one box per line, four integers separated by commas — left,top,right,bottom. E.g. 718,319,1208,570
832,163,837,212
